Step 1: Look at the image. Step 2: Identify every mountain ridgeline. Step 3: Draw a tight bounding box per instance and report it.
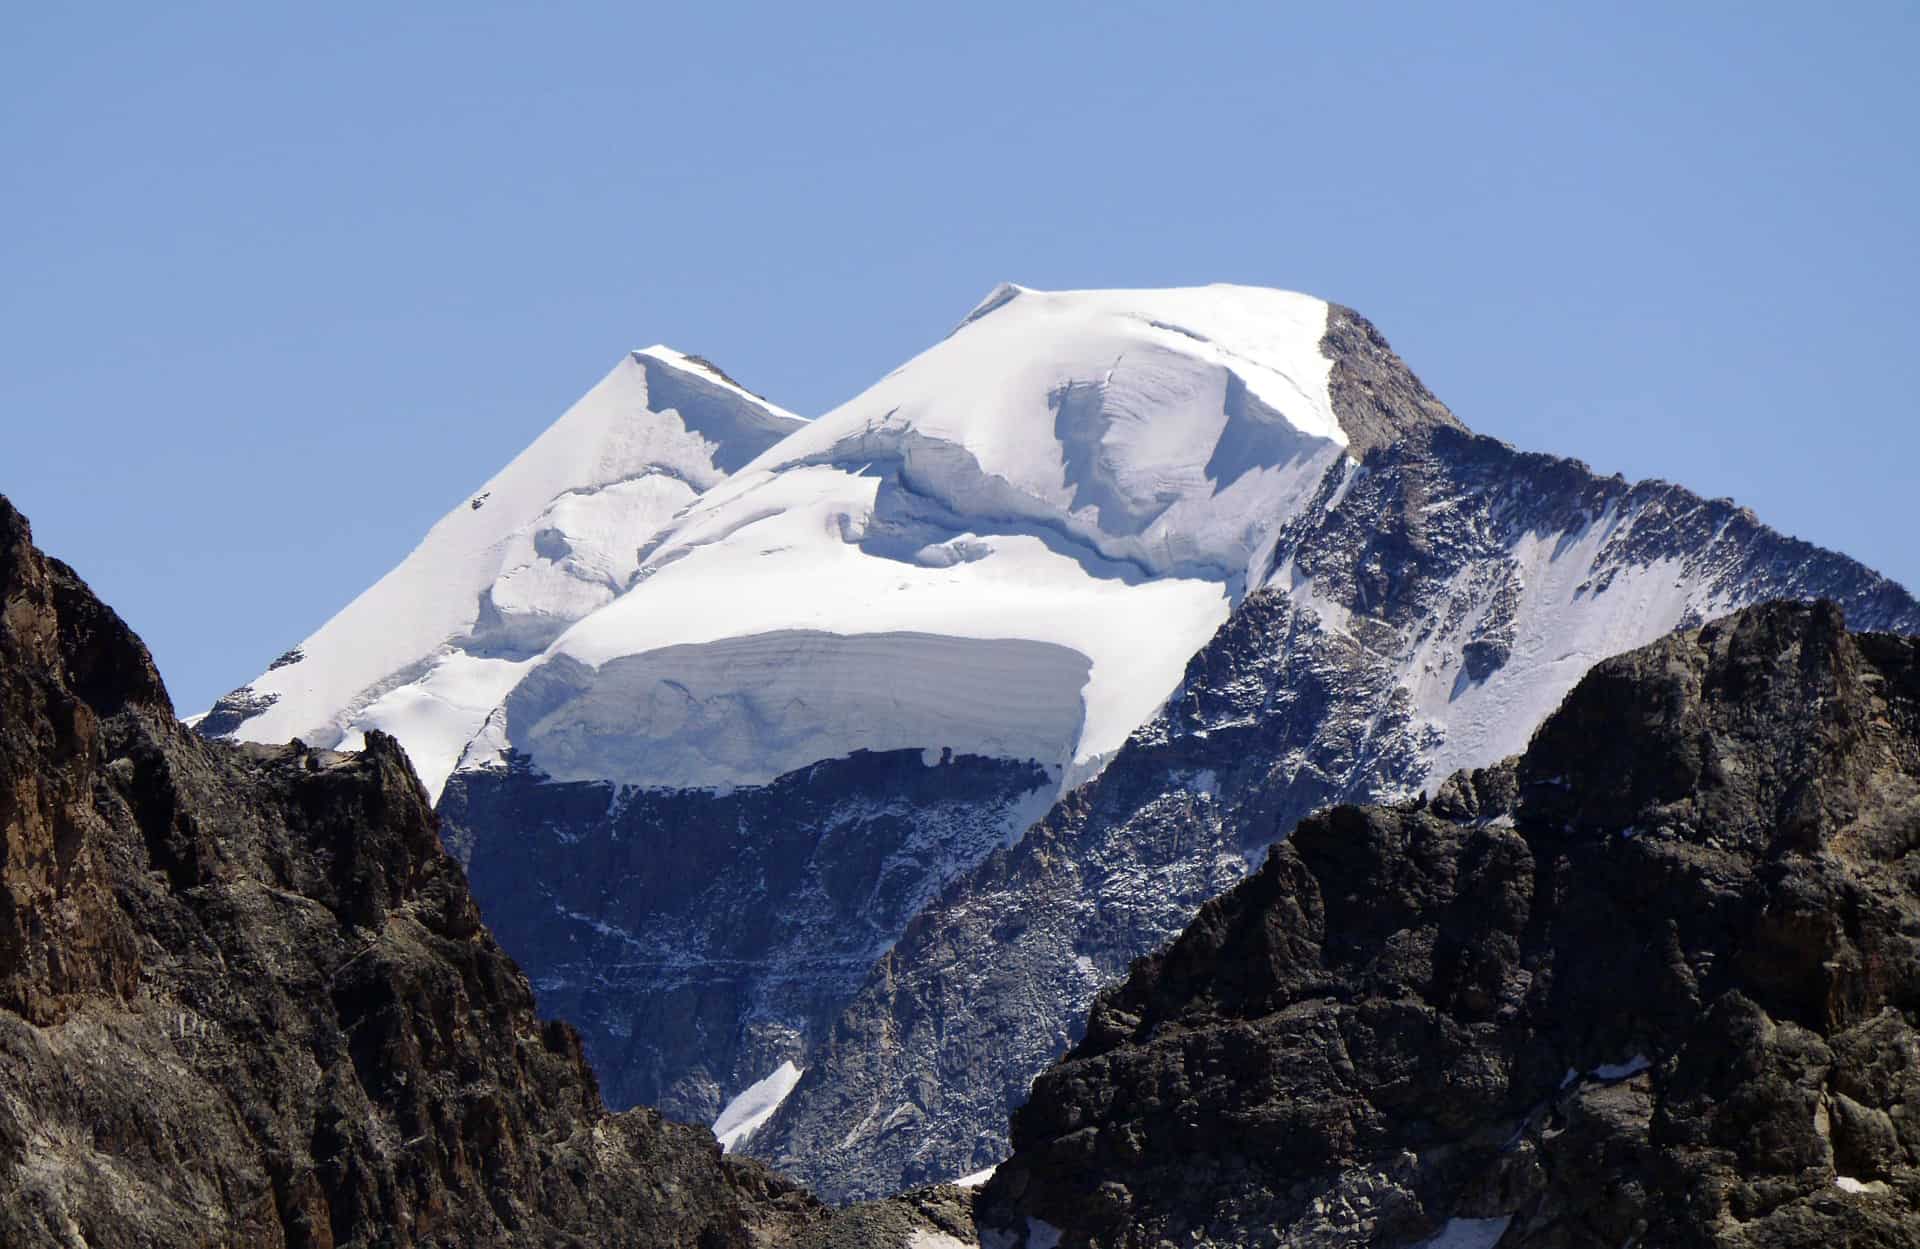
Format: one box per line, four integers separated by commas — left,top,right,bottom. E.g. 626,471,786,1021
195,285,1920,1202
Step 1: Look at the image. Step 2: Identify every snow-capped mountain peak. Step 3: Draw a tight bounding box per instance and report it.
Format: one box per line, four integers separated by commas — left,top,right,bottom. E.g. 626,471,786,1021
462,284,1381,795
211,283,1390,802
202,345,804,797
198,284,1919,1193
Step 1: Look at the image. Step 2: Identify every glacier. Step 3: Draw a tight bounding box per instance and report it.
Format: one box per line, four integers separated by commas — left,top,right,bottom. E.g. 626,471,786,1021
212,283,1378,801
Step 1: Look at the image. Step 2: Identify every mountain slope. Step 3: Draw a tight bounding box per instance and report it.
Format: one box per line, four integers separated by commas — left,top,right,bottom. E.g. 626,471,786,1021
746,344,1920,1199
976,600,1920,1247
439,748,1056,1122
212,284,1466,1129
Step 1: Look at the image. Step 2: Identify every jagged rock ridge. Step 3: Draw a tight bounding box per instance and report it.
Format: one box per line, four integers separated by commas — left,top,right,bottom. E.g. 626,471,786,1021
974,601,1920,1247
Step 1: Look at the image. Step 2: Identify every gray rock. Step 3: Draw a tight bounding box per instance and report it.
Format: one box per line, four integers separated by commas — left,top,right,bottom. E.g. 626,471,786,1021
439,749,1052,1124
976,601,1920,1247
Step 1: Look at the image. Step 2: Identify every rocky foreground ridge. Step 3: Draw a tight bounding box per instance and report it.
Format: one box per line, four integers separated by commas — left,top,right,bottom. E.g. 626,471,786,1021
0,493,970,1247
976,600,1920,1246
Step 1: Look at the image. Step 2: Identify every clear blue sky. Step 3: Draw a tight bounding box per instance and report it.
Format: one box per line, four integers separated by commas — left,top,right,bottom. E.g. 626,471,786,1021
6,2,1916,715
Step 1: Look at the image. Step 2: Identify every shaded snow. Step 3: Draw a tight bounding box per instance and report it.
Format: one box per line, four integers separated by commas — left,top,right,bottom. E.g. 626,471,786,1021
511,631,1090,790
1024,1220,1063,1249
1593,1054,1651,1081
712,1060,803,1153
1414,1216,1513,1249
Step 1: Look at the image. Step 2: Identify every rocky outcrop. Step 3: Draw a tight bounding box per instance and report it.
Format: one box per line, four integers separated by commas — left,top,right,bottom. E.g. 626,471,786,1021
749,418,1920,1201
977,601,1920,1246
0,494,966,1247
1318,302,1467,458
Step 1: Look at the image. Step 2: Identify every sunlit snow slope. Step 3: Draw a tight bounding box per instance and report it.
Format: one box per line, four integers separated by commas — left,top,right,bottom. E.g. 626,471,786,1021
204,347,803,797
463,284,1353,791
212,283,1365,799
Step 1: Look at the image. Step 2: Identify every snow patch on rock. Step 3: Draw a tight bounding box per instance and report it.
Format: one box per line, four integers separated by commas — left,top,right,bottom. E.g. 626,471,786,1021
712,1060,804,1153
1413,1216,1513,1249
908,1234,976,1249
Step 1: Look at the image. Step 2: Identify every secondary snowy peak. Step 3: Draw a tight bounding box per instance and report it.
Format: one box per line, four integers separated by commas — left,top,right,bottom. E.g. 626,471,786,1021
201,347,803,798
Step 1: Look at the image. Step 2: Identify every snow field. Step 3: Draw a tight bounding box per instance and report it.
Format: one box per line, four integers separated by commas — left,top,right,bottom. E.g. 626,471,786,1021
225,284,1356,802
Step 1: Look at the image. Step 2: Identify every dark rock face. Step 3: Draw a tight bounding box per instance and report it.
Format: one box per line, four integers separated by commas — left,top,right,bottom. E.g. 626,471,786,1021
1319,302,1467,458
749,414,1920,1201
0,495,837,1246
197,684,281,737
979,601,1920,1247
439,749,1052,1124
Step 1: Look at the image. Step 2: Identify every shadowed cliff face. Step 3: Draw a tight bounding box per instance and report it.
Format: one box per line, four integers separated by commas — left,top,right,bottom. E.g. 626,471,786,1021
442,747,1054,1126
0,502,153,1026
0,494,989,1248
980,601,1920,1248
